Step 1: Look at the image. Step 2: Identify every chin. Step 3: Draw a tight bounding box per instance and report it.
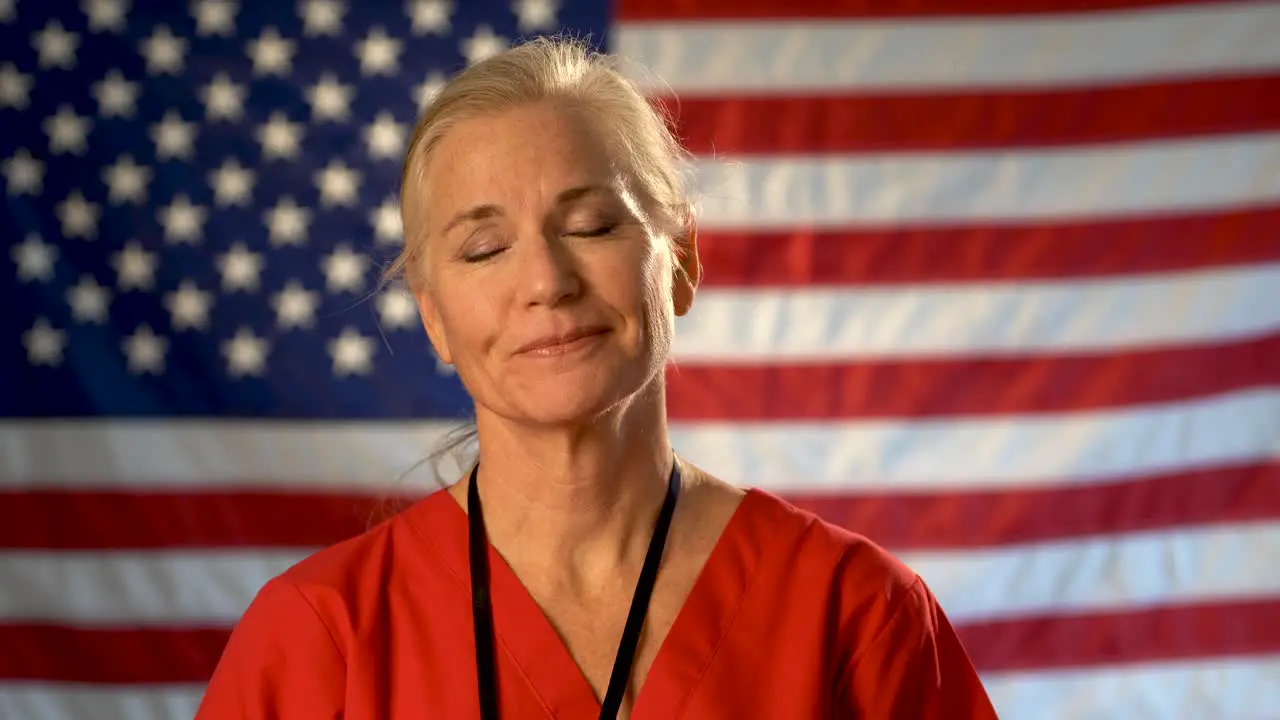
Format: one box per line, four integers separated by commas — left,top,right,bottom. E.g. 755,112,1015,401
501,364,654,428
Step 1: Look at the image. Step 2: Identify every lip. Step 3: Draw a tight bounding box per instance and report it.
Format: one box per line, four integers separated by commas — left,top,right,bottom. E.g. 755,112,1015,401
514,326,610,356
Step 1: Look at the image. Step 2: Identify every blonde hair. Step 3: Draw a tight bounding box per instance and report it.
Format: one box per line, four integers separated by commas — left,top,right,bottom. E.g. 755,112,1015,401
385,35,694,290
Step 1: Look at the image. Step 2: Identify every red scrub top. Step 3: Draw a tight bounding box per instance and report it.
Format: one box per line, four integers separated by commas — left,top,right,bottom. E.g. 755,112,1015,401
195,488,998,718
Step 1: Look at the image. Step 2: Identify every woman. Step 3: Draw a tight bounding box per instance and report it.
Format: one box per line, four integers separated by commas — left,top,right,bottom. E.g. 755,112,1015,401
196,37,998,719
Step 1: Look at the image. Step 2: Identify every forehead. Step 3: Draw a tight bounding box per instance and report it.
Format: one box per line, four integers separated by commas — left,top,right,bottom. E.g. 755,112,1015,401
421,102,620,221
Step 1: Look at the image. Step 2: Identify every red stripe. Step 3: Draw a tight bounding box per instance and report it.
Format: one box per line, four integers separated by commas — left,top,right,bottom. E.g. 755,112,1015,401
959,598,1280,673
0,624,227,684
617,0,1229,20
694,205,1280,287
4,596,1276,683
2,463,1275,551
663,76,1280,155
667,335,1280,420
0,490,391,550
788,462,1280,551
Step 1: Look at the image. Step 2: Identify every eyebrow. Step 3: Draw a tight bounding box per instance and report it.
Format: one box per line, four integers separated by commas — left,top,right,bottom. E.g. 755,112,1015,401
439,185,612,236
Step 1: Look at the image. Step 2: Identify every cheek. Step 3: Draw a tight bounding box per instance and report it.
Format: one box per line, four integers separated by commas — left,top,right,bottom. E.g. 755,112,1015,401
435,281,502,356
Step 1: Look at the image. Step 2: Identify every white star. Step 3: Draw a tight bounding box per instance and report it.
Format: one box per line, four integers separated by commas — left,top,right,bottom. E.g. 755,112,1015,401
407,0,452,35
0,63,33,109
151,110,198,160
363,112,405,160
44,105,92,155
32,21,79,70
246,26,294,76
11,234,58,282
3,148,44,195
299,0,344,37
512,0,558,32
370,197,403,244
306,73,353,122
199,72,246,121
56,190,101,239
264,196,310,245
354,26,401,76
102,154,151,204
122,324,168,374
321,245,367,293
329,326,374,376
0,0,14,22
83,0,130,33
272,280,319,329
68,274,112,323
112,240,158,290
216,242,263,292
140,25,188,75
158,194,207,244
223,327,269,377
377,286,418,330
256,111,303,160
208,157,254,207
92,69,140,118
461,25,507,66
24,318,67,367
192,0,237,37
413,71,447,109
164,279,214,330
314,158,361,207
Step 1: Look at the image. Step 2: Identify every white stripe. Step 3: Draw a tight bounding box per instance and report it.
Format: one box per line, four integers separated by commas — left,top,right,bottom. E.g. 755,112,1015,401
906,522,1280,623
0,683,202,720
0,550,299,623
677,263,1280,361
0,420,460,491
689,133,1280,230
675,389,1280,491
984,655,1280,720
3,389,1278,491
613,2,1280,93
1,522,1276,625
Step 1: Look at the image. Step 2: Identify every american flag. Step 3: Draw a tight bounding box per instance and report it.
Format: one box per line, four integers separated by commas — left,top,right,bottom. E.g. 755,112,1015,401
2,0,1279,717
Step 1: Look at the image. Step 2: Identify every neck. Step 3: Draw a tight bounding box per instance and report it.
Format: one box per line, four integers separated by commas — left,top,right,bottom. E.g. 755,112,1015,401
466,380,674,586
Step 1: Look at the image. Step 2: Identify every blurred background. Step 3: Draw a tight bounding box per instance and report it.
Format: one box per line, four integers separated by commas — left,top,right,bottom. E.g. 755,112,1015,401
2,0,1279,718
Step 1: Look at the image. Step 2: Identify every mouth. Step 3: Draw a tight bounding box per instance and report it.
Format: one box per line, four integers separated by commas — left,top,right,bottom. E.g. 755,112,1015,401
514,326,610,357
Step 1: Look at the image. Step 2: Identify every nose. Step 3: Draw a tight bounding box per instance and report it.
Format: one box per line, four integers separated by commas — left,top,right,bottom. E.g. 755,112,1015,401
516,234,581,308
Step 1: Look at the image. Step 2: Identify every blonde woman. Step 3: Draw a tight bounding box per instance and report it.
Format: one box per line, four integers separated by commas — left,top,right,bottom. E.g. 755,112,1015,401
196,37,998,720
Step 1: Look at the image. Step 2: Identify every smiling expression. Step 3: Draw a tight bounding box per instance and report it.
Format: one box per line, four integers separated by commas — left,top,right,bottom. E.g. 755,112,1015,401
408,100,696,427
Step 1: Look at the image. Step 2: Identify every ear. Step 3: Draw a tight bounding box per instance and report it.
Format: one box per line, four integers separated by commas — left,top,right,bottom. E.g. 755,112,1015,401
413,282,454,366
671,218,701,317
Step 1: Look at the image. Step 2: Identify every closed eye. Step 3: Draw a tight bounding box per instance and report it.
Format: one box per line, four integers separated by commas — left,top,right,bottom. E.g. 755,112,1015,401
568,225,616,238
462,247,505,263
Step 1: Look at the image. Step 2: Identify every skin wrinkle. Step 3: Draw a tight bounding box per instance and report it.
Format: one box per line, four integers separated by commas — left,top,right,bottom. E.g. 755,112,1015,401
417,103,668,400
393,112,688,495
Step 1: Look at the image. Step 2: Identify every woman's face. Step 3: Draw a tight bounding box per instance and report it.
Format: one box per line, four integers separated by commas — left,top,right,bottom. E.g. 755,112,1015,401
410,101,697,427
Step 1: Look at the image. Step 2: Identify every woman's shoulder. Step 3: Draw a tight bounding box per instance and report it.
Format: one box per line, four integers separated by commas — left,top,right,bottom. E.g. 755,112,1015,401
731,484,919,590
730,487,954,670
196,491,462,717
686,467,925,629
258,489,461,609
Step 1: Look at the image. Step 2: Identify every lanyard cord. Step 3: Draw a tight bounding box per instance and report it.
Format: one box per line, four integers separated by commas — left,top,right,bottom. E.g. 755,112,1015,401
468,458,683,720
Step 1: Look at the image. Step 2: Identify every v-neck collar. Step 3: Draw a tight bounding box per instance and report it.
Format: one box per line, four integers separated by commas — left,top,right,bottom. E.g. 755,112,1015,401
406,486,766,719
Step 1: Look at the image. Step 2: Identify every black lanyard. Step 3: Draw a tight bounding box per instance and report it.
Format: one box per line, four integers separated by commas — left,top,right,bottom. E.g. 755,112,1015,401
467,457,683,720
